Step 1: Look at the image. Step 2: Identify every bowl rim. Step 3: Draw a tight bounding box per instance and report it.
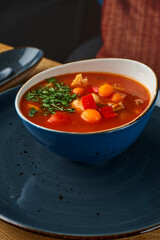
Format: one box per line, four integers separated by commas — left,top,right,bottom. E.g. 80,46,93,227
15,58,159,135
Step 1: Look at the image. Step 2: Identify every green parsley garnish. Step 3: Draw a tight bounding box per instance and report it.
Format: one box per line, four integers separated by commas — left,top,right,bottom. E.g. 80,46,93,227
28,107,38,117
25,77,77,117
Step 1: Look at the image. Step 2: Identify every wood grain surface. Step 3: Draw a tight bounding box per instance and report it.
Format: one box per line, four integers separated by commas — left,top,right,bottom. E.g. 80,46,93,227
0,43,160,240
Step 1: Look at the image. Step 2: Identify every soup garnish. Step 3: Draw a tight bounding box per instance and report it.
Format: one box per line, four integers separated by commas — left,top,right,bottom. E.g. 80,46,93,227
24,77,77,117
20,72,150,132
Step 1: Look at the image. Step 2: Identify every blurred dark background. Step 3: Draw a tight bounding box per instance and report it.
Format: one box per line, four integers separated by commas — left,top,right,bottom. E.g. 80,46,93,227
0,0,101,63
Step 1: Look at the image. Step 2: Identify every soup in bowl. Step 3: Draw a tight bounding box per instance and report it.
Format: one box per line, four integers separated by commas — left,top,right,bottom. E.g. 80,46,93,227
15,59,158,164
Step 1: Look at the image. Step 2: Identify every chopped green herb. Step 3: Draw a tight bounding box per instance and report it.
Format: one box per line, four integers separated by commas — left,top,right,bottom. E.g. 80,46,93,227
47,77,56,83
28,107,38,117
24,77,77,117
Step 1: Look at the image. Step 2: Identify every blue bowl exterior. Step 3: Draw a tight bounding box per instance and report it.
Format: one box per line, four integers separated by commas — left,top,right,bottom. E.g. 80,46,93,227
21,101,155,164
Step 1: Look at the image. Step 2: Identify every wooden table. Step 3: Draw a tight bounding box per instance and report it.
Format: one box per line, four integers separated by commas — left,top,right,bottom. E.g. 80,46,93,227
0,43,160,240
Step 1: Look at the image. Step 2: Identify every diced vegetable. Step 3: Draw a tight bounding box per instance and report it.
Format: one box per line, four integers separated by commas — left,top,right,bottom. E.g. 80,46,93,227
71,74,88,87
71,99,84,112
45,82,54,87
98,84,114,97
135,99,143,105
47,112,71,125
91,93,101,104
28,104,40,111
111,92,126,102
110,102,125,112
81,94,97,110
86,87,99,94
81,109,101,123
72,87,85,95
99,106,117,118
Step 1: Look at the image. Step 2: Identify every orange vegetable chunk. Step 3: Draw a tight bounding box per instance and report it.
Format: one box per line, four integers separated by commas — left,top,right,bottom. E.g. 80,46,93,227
72,87,85,95
111,92,126,102
27,104,40,111
98,83,114,97
81,109,101,123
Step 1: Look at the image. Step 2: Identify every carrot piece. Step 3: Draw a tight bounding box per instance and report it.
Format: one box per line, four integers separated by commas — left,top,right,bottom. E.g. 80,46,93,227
111,92,126,102
47,112,71,125
99,106,117,119
28,104,40,111
81,109,101,123
45,82,53,87
72,87,85,95
81,94,97,110
98,84,114,97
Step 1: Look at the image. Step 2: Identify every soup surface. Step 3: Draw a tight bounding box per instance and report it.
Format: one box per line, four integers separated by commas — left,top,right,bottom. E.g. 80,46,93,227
20,72,150,133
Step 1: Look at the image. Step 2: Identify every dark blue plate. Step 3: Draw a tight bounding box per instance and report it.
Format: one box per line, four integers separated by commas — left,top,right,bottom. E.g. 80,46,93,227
0,86,160,239
0,47,43,86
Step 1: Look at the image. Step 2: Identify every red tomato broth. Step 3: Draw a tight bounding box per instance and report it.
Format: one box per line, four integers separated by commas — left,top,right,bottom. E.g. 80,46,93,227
20,72,150,133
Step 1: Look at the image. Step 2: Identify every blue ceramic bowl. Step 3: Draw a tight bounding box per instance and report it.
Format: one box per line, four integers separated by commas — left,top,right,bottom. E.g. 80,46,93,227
15,59,158,164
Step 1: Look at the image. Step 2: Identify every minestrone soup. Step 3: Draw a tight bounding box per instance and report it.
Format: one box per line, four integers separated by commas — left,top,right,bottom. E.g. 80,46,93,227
20,72,150,132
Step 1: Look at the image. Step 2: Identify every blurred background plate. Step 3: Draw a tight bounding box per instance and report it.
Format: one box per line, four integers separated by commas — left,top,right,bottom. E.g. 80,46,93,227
0,47,43,87
0,86,160,239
